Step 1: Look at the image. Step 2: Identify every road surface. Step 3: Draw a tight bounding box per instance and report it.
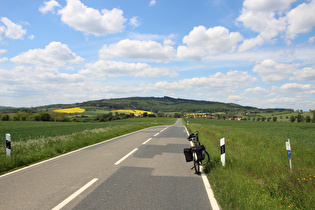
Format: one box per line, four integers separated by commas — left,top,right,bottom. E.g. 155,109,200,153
0,119,215,209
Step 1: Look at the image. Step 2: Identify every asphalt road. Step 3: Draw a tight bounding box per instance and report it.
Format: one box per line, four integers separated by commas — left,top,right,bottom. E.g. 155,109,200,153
0,119,213,210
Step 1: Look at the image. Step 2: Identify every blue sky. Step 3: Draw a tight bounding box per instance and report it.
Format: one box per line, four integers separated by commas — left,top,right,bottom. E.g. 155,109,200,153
0,0,315,110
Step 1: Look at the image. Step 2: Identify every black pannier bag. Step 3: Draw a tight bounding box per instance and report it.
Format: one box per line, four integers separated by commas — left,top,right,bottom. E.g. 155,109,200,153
183,147,193,162
196,145,206,161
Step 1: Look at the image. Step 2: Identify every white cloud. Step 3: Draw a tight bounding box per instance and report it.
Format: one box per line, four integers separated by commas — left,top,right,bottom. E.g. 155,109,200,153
0,65,86,107
309,36,315,43
278,83,314,92
129,16,140,27
238,0,315,50
80,60,177,79
10,41,84,68
28,34,35,40
244,86,267,95
266,97,297,104
290,66,315,82
237,8,286,41
0,17,26,39
243,0,296,12
57,0,127,36
149,0,156,6
0,49,7,54
0,26,4,40
286,0,315,40
177,26,243,60
0,57,8,62
39,0,61,14
145,70,258,93
252,59,298,82
128,32,176,42
238,35,264,52
99,39,176,63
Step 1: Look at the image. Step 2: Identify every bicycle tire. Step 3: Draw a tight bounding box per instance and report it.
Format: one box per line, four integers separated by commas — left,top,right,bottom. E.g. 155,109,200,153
193,152,200,174
201,150,210,166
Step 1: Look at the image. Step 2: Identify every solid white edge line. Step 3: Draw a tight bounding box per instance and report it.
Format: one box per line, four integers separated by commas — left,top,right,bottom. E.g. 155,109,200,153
184,125,220,210
142,138,152,145
200,171,220,210
52,178,98,210
114,148,138,165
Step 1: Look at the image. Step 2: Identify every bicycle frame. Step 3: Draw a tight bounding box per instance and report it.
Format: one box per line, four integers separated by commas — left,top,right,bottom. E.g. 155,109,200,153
187,131,210,175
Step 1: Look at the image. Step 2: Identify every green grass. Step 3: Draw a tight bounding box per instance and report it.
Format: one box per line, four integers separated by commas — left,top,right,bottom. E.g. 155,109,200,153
0,118,175,174
184,119,314,209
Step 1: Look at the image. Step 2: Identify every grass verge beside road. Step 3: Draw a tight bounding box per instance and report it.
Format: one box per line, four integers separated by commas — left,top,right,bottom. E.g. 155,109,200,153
184,119,314,209
0,118,175,174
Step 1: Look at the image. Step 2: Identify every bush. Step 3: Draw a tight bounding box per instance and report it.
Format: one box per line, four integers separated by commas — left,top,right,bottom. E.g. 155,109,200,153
290,115,295,122
173,113,182,118
1,114,10,121
297,113,304,122
35,112,52,121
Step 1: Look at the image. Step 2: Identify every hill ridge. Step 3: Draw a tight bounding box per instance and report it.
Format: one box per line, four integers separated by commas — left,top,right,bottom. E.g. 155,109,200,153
1,96,290,114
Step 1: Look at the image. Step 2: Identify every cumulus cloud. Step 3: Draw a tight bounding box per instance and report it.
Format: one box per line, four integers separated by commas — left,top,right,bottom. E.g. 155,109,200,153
244,86,267,95
237,8,286,40
99,39,176,63
278,83,314,92
286,0,315,40
238,35,264,52
145,70,258,93
0,17,26,39
290,66,315,82
80,60,177,79
252,59,298,82
39,0,61,14
10,41,84,68
57,0,127,36
0,65,85,108
238,0,315,50
177,26,243,60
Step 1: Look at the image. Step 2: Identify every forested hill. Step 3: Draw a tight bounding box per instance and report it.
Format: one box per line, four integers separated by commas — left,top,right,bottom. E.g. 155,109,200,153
74,96,258,113
2,96,289,114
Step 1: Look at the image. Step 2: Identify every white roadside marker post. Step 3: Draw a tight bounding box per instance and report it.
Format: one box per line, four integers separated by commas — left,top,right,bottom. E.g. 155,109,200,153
220,137,225,167
286,139,292,173
6,134,11,156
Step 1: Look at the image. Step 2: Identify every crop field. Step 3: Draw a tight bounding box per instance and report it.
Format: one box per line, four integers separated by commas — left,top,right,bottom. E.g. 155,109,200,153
184,119,314,209
53,107,86,113
0,118,175,174
114,109,154,115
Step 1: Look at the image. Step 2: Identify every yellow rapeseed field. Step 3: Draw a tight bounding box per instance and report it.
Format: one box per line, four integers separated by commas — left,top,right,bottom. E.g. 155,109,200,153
114,109,154,115
53,107,85,113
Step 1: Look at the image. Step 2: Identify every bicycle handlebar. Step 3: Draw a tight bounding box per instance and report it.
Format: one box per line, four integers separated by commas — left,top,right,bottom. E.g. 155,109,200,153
187,131,200,141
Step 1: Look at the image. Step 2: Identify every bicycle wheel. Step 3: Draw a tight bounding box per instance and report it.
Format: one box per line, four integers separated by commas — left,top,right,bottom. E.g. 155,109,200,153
193,152,200,174
201,150,210,166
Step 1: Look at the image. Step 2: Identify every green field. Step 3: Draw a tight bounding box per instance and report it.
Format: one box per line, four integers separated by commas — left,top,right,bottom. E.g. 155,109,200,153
184,119,314,209
0,118,175,174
